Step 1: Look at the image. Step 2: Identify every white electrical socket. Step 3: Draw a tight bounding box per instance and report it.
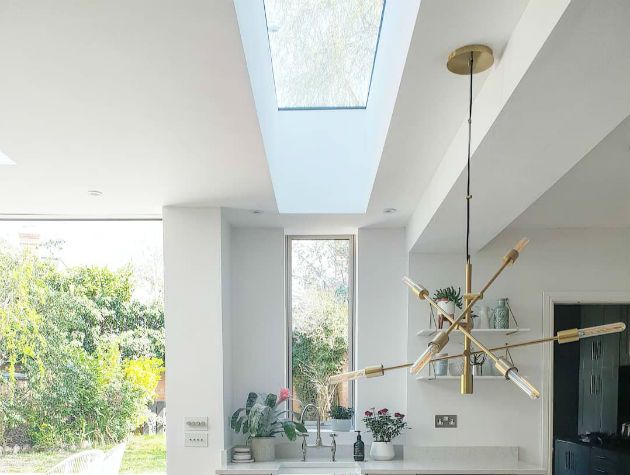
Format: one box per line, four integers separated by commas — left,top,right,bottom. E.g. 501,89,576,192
185,431,208,447
185,417,208,431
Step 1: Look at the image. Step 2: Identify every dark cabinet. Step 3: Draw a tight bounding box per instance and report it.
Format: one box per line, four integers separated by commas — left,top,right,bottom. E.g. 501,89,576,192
555,439,590,475
578,306,620,435
590,446,621,475
554,439,630,475
620,306,630,367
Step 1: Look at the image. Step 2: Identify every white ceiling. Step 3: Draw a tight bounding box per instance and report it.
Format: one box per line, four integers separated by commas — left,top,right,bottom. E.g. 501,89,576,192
0,0,276,216
0,0,529,223
1,0,625,246
511,117,630,229
408,0,630,252
366,0,529,219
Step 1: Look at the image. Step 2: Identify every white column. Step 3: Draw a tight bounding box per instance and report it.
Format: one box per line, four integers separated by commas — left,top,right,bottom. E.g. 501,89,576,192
163,207,227,474
356,228,408,430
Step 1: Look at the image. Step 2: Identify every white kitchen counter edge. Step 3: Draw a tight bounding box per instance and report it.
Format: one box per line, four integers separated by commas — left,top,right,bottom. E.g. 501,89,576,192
216,460,546,475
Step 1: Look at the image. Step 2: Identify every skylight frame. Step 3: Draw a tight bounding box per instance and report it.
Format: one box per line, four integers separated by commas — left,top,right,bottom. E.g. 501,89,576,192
263,0,387,111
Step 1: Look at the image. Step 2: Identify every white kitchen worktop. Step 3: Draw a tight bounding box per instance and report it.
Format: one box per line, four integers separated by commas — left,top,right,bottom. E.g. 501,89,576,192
216,459,545,475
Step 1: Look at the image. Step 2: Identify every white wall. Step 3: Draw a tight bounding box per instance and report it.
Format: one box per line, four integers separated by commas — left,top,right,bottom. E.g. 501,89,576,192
221,215,233,448
356,228,408,436
226,227,409,445
163,207,228,474
164,214,629,471
229,227,286,441
406,227,630,466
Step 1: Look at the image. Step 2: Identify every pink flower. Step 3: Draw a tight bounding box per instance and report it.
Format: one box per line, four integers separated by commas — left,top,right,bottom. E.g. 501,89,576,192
378,408,388,415
277,387,290,404
364,411,373,417
395,412,405,419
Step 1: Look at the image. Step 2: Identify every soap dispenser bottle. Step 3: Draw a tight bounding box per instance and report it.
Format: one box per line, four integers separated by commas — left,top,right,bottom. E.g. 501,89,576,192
353,430,365,461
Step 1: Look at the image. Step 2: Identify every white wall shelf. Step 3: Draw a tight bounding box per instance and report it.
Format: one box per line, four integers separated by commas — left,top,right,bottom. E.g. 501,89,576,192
416,328,530,337
416,375,508,381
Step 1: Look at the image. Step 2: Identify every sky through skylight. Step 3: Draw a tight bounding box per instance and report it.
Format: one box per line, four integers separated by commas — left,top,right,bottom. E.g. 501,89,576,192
264,0,385,109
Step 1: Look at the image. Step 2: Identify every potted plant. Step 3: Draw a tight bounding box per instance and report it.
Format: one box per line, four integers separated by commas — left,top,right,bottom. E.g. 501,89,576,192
433,286,463,329
329,405,354,432
363,408,409,461
230,388,306,462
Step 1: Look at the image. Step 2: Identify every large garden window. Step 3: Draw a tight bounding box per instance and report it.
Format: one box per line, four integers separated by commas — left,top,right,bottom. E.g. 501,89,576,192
287,236,354,424
0,220,165,473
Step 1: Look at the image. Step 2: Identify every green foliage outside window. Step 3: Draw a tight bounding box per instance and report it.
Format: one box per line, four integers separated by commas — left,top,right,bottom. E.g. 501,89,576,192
0,243,164,448
290,239,351,420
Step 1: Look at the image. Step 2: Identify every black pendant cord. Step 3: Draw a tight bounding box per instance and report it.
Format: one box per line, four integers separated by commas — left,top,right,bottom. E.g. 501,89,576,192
466,52,474,264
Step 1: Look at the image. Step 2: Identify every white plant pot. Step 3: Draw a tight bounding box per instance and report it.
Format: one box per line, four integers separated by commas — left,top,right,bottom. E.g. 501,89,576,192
438,299,455,315
370,441,395,461
250,437,275,462
330,418,352,432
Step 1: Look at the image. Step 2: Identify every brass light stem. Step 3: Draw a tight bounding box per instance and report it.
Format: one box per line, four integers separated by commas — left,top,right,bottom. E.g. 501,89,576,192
440,311,501,364
462,261,473,394
421,255,514,338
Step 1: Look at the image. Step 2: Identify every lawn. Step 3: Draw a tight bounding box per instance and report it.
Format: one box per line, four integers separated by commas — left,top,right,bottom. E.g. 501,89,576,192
0,434,166,474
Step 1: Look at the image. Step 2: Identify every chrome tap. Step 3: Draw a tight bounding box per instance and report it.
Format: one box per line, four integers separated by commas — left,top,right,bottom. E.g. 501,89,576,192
299,404,337,462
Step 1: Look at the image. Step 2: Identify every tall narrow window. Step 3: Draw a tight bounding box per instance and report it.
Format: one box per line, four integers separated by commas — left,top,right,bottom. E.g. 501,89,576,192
287,236,354,423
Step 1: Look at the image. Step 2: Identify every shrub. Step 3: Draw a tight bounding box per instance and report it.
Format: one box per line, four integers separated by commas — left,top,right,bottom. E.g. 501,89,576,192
0,244,165,447
329,405,353,420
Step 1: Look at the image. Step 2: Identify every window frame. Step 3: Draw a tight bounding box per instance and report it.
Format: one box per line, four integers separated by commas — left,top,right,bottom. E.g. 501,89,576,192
285,235,356,425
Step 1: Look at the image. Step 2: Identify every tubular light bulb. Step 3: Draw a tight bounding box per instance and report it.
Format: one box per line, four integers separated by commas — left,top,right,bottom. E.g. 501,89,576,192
329,369,365,384
402,277,428,299
329,365,384,384
409,344,440,375
514,238,529,253
579,322,626,338
506,369,540,400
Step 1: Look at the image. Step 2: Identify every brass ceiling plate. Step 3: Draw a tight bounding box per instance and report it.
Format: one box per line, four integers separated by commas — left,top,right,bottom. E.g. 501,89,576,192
447,44,494,75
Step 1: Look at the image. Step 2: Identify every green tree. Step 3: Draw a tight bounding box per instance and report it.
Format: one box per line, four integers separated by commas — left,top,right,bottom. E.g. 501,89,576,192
0,241,165,447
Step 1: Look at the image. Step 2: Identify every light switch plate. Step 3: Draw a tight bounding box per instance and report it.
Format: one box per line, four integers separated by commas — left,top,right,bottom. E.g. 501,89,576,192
185,417,208,431
185,431,208,447
435,415,457,428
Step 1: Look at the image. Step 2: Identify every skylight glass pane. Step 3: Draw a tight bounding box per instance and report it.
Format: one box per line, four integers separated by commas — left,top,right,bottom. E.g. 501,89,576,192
264,0,385,109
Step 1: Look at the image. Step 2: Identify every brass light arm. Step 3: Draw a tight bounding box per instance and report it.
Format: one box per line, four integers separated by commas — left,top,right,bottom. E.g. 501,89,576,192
439,311,502,364
451,238,530,332
327,322,626,384
403,239,529,340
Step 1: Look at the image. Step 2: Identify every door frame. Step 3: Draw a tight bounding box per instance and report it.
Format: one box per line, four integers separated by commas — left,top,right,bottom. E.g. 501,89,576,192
542,291,630,475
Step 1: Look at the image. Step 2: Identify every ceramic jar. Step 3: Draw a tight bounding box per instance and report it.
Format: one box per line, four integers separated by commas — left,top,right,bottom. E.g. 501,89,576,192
434,353,448,376
493,298,510,329
477,306,491,329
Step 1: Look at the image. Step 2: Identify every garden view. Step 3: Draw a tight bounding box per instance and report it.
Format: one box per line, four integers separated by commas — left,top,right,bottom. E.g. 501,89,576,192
0,222,165,474
289,238,352,421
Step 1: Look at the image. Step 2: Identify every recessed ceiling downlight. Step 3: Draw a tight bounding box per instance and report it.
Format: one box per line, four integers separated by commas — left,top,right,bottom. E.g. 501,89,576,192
88,190,103,197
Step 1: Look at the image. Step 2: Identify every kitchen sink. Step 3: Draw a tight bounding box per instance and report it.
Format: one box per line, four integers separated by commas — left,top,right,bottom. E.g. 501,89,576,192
278,461,360,475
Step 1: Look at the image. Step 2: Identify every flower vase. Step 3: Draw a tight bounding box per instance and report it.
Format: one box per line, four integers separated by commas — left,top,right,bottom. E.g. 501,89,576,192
493,298,509,329
477,306,490,329
370,441,395,461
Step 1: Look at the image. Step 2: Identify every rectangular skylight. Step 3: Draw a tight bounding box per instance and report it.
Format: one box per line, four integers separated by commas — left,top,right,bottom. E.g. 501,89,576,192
264,0,385,110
